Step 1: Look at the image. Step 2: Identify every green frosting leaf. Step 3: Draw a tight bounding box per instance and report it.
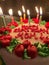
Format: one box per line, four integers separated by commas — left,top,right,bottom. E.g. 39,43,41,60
29,19,34,23
6,38,20,53
10,25,15,29
34,42,49,57
23,49,31,59
40,20,46,25
3,31,9,35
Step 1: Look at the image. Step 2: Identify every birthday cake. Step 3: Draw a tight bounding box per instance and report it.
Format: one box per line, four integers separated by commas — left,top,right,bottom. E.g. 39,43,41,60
0,18,49,59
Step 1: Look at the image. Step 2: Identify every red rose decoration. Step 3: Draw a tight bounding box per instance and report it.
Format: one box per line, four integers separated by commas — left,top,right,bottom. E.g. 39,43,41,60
14,44,24,57
5,34,12,40
27,45,37,58
43,37,49,44
32,18,39,24
1,39,10,47
45,22,49,28
22,18,28,23
7,18,18,27
12,21,18,27
0,27,5,34
0,34,12,47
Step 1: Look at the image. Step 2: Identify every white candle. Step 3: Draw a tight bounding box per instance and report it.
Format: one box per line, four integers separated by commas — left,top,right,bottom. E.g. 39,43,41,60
8,9,13,16
8,9,14,21
18,10,22,22
35,6,39,19
0,7,6,27
22,6,25,13
27,9,30,19
22,5,26,19
40,7,42,21
27,9,30,24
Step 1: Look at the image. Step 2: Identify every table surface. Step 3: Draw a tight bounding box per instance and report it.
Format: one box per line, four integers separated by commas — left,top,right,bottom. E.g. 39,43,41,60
0,48,49,65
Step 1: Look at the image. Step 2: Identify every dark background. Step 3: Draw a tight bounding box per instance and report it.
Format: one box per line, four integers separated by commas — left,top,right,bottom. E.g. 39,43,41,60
0,0,49,21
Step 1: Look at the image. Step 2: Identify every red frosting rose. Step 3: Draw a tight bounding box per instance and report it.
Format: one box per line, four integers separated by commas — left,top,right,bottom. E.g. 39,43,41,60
32,18,39,24
45,22,49,28
22,18,28,23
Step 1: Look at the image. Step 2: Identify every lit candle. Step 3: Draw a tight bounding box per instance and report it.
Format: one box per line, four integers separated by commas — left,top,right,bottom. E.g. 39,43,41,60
22,5,26,19
18,10,22,23
0,7,6,27
40,7,42,22
27,9,30,24
8,9,14,21
35,6,39,19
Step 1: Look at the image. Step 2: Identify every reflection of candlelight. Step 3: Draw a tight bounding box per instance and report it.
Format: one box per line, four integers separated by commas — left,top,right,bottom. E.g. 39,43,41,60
22,5,26,19
0,7,6,27
40,7,42,21
35,6,39,19
27,9,30,24
18,10,22,22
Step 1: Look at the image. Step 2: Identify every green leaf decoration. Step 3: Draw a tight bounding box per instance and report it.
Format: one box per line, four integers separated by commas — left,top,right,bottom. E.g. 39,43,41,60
23,49,31,59
40,20,46,25
29,19,34,23
3,31,9,35
34,42,49,57
10,26,15,29
0,55,6,65
6,38,20,53
38,51,49,57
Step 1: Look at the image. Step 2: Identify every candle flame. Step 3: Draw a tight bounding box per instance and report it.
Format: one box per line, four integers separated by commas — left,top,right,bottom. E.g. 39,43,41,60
18,10,22,16
0,7,3,15
35,6,39,13
27,9,30,15
8,9,13,16
40,7,42,15
22,5,25,13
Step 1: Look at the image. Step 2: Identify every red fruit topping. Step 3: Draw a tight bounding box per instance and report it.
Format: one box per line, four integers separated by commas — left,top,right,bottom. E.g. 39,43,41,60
23,40,31,48
27,45,37,58
14,44,24,57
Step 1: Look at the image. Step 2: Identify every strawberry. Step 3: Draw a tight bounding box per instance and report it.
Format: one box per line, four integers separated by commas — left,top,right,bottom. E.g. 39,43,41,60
23,40,31,48
1,39,10,47
14,44,24,57
27,45,37,58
